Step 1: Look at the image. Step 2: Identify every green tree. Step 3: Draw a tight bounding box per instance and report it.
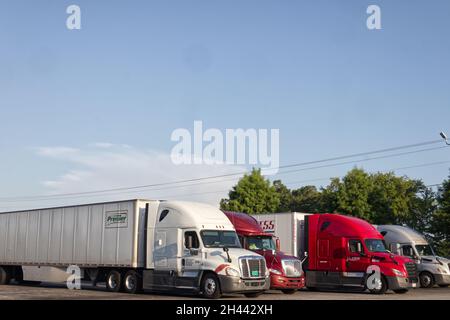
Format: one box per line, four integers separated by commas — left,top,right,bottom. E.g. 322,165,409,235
319,177,340,213
404,181,436,235
273,180,292,212
432,174,450,257
291,185,322,213
220,168,280,214
369,172,421,225
335,168,373,220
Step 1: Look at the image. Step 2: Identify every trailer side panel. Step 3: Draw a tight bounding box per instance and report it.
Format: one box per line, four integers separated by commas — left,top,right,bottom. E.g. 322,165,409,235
0,200,143,268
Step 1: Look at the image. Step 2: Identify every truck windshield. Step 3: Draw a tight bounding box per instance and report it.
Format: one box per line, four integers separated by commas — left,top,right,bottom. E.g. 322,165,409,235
247,236,275,251
200,230,241,248
415,244,434,256
365,239,388,253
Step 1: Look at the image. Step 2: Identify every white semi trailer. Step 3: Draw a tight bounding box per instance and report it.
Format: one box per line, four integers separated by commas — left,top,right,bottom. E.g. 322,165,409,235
0,199,270,298
251,212,310,259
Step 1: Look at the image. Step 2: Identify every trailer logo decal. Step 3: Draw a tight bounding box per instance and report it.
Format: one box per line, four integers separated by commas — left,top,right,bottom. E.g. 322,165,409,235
105,211,128,228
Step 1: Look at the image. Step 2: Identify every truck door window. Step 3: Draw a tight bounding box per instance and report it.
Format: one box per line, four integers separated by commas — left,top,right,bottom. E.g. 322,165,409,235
401,245,414,257
238,236,244,247
348,239,363,254
184,231,200,249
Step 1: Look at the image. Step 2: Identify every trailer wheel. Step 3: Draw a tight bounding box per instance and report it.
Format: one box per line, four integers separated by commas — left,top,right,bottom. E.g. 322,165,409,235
106,270,122,292
419,272,435,288
201,273,221,299
0,267,12,285
123,270,142,294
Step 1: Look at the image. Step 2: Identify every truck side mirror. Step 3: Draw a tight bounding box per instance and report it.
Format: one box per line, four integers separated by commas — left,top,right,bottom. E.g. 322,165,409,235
390,243,401,255
186,235,193,249
275,238,281,251
357,242,362,253
301,252,308,263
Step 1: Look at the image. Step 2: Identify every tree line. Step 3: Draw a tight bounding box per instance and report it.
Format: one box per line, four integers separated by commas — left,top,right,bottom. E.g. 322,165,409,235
220,168,450,257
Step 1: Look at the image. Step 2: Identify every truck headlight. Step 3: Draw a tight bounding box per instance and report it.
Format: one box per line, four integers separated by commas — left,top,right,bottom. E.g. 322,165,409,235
225,267,240,277
269,268,282,275
392,269,405,277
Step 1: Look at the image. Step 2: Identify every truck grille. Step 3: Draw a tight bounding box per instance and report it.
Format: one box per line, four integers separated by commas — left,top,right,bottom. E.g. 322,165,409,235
405,262,418,281
282,259,302,277
240,257,266,279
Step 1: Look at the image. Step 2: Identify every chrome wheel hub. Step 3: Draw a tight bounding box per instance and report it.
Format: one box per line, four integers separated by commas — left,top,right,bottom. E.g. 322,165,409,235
205,278,216,295
125,276,135,290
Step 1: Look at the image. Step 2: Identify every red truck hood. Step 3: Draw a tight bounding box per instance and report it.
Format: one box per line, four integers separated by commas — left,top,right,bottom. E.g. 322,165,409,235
370,252,413,265
253,249,300,269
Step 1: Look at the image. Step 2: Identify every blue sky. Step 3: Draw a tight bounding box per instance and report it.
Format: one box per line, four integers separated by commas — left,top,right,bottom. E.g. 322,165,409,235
0,0,449,209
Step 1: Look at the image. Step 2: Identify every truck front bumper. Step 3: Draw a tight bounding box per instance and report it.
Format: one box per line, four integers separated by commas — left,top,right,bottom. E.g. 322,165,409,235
218,275,270,294
386,276,417,291
434,273,450,286
270,274,305,290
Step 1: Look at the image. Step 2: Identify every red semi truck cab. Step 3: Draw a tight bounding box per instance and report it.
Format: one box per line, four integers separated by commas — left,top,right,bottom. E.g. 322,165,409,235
305,214,418,294
224,211,305,294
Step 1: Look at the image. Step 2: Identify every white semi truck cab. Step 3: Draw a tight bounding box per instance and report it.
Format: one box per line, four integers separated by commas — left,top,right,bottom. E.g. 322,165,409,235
0,199,270,298
377,225,450,288
148,201,270,298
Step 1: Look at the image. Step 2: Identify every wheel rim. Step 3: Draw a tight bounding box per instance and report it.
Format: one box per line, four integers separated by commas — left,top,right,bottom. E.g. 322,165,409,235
108,274,118,289
421,274,432,287
125,275,136,290
369,277,383,291
204,278,217,296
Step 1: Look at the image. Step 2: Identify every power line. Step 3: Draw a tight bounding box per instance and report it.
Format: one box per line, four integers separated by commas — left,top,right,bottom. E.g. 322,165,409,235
273,146,448,177
1,157,449,206
0,139,446,202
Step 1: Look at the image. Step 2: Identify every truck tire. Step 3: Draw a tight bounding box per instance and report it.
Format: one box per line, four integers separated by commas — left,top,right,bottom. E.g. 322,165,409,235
419,272,435,288
123,270,143,294
244,291,264,298
0,267,12,285
281,289,297,295
439,284,449,288
393,289,409,294
106,270,122,292
201,273,221,299
368,275,387,294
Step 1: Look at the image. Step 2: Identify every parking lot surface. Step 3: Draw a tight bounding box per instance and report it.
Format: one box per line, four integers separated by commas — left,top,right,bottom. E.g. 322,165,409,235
0,283,449,300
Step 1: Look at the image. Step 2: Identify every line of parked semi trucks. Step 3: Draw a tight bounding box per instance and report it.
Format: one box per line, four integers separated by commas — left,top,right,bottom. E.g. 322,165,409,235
0,199,449,298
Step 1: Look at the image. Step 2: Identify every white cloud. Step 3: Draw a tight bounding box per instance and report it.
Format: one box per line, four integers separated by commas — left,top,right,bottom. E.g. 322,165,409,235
36,146,80,157
90,142,115,148
36,145,245,207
